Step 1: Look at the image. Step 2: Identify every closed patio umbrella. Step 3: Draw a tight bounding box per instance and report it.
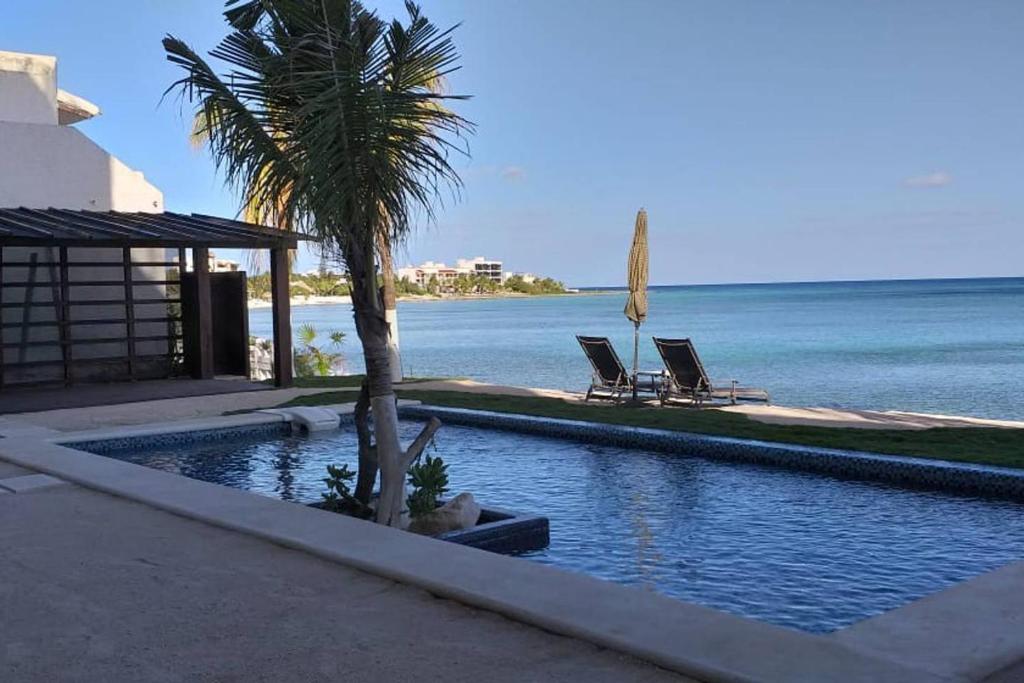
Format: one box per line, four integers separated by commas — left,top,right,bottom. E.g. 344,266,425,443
624,208,649,401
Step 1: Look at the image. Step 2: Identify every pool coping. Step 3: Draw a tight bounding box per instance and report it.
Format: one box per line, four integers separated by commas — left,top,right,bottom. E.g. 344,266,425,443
1,405,1019,681
397,405,1024,502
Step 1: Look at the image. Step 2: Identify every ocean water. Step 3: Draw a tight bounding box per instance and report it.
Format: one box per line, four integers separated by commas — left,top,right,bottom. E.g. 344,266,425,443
250,277,1024,420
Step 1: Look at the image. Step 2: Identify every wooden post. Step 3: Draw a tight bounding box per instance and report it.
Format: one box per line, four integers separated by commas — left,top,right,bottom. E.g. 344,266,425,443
59,247,72,385
270,245,292,387
0,246,4,390
193,246,214,379
20,253,40,364
122,247,136,379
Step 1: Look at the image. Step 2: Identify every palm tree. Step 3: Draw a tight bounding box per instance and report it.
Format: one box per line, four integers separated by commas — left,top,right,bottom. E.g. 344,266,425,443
187,18,454,383
164,0,472,526
191,109,298,275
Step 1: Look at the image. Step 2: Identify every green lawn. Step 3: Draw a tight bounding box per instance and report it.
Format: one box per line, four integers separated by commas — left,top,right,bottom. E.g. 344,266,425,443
280,378,1024,469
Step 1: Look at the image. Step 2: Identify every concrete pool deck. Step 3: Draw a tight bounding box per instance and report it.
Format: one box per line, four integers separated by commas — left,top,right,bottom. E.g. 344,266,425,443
1,477,685,682
0,385,340,432
2,397,1024,680
4,405,1019,683
0,428,938,682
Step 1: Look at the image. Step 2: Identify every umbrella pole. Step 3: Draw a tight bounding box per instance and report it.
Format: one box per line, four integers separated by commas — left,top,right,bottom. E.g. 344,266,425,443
632,321,640,402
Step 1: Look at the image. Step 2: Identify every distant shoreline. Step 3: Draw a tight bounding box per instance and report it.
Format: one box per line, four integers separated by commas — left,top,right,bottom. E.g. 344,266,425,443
248,290,600,309
246,275,1024,309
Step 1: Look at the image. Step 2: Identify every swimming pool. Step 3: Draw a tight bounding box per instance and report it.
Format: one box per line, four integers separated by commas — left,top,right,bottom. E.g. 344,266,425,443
77,419,1024,633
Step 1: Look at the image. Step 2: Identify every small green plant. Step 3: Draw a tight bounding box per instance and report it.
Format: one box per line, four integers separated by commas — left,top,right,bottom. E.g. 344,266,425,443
294,324,345,377
406,454,449,518
321,463,357,513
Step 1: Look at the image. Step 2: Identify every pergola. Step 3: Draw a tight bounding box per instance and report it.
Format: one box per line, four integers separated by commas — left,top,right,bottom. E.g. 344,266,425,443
0,208,308,389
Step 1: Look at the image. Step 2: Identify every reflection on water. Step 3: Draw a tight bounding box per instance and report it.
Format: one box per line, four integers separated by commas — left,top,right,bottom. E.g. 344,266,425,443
97,421,1024,633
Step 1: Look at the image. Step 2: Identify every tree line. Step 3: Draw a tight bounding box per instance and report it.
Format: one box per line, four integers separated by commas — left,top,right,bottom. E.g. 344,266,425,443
247,271,567,300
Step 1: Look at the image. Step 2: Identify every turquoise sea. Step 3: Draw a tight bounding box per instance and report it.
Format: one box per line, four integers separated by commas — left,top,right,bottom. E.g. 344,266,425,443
250,277,1024,420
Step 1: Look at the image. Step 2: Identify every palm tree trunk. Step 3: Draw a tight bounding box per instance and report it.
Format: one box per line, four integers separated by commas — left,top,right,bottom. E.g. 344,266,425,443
349,239,437,526
376,232,403,383
353,380,377,505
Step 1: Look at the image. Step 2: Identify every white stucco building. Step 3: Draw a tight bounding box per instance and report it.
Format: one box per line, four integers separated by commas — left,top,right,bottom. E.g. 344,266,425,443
0,49,302,390
0,51,163,212
0,50,172,385
455,257,503,283
396,256,504,287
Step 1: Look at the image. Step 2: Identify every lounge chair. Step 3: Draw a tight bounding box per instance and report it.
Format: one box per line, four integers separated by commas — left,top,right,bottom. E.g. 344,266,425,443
652,337,769,406
576,336,652,402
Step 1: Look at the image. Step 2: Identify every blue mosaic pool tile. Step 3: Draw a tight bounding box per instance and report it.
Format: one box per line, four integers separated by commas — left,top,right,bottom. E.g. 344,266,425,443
398,405,1024,502
73,422,292,455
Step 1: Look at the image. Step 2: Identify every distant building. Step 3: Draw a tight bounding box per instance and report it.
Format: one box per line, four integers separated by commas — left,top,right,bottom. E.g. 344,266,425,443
297,267,348,284
503,272,537,284
456,256,503,283
210,251,240,273
183,250,240,272
395,264,420,283
397,256,503,288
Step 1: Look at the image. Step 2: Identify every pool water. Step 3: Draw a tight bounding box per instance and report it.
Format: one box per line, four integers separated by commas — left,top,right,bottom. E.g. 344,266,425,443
86,421,1024,633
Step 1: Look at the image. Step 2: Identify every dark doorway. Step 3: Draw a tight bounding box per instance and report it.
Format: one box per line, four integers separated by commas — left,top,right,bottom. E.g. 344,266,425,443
181,272,250,377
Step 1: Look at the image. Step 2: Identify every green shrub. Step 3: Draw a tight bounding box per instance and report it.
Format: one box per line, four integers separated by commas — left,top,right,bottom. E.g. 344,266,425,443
407,454,449,517
321,463,357,512
294,324,345,377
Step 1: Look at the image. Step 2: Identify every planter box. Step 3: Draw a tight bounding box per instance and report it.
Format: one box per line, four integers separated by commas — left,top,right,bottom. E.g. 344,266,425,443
438,505,549,555
309,500,549,555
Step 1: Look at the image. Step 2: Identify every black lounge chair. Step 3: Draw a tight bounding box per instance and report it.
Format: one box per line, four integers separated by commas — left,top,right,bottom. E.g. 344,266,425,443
653,337,769,406
576,336,641,402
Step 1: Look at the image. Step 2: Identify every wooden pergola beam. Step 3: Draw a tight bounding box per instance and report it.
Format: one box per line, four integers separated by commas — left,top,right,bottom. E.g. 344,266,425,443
192,246,214,379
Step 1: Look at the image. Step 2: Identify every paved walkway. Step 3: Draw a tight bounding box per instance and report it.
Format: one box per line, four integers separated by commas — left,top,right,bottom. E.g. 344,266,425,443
0,378,269,415
1,386,337,432
0,478,685,682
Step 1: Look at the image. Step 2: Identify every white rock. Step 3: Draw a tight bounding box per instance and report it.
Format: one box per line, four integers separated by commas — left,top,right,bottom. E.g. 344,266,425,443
408,492,481,536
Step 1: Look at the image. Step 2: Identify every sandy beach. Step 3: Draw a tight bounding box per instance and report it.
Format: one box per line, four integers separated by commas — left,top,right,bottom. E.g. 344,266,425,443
247,290,592,309
248,295,353,309
398,379,1024,431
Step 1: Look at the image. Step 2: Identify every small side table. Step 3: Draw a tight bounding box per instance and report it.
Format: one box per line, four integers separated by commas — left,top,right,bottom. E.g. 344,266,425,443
633,370,665,395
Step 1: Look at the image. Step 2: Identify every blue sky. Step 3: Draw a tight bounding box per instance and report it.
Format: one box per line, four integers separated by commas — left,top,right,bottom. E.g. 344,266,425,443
3,1,1022,286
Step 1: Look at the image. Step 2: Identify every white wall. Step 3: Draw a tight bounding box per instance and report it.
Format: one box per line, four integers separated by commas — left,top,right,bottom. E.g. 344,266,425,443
0,51,57,126
0,122,163,212
0,49,163,212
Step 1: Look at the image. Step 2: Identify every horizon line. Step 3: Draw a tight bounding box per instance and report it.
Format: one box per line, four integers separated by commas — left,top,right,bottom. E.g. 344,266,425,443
573,274,1024,290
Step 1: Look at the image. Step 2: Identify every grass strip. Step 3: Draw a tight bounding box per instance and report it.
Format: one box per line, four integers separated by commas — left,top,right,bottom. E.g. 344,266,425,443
279,377,1024,468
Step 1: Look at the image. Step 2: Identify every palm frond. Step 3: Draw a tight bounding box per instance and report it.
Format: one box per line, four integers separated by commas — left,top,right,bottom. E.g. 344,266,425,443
163,35,303,231
165,0,473,276
297,322,317,346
